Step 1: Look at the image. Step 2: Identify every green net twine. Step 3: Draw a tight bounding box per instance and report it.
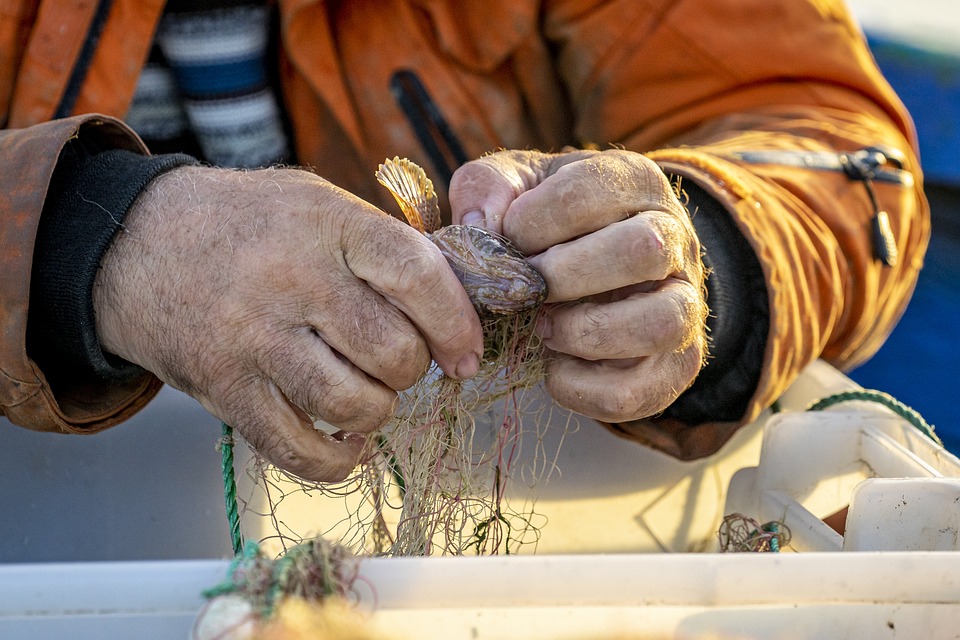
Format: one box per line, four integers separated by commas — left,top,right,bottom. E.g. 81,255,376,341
806,388,941,446
219,422,244,556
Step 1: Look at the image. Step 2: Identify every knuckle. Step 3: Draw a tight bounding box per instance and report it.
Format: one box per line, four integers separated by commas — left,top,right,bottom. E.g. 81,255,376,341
622,220,669,279
557,378,646,423
449,160,498,195
571,306,615,358
620,214,692,280
237,415,288,465
388,246,443,297
359,222,441,296
263,427,367,484
544,363,654,423
606,381,659,421
386,244,450,299
270,436,354,484
212,371,263,418
293,365,339,415
269,435,305,471
645,293,690,351
378,330,431,386
342,301,431,385
320,386,395,433
635,371,688,419
598,149,674,207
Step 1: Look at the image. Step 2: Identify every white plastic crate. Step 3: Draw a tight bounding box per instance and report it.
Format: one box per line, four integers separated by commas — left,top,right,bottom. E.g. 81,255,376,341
2,360,959,639
3,552,960,639
725,408,960,553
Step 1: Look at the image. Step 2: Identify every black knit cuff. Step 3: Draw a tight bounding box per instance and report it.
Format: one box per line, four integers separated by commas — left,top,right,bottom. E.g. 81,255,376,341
28,144,197,388
663,181,769,424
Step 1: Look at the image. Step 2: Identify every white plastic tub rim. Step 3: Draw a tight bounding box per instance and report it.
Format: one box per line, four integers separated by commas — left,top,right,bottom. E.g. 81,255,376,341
4,552,960,639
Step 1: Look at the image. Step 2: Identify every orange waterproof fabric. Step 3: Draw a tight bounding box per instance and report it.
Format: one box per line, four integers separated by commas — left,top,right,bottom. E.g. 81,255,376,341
0,0,929,458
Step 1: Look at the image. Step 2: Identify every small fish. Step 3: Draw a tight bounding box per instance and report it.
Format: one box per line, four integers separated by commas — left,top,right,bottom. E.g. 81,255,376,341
376,157,547,316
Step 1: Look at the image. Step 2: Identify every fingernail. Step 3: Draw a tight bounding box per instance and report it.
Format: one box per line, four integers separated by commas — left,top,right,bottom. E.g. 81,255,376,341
535,314,552,340
461,209,485,228
455,352,480,379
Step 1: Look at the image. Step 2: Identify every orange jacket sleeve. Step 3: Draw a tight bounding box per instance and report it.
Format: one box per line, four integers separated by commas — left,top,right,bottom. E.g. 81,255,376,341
0,115,163,434
543,0,929,457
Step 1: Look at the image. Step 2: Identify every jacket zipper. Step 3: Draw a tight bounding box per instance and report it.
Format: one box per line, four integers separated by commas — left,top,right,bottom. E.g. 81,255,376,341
730,146,910,267
54,0,115,119
387,76,905,267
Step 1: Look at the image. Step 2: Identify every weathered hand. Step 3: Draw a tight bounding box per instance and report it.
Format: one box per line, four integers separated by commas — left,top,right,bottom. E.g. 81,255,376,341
449,149,707,422
93,165,483,482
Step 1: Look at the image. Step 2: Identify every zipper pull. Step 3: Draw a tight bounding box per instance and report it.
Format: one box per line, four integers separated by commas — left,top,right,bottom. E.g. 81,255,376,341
868,194,899,268
841,148,900,268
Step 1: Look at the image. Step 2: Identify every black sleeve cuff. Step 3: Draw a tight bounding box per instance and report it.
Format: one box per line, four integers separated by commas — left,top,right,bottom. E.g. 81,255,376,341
663,181,770,424
28,142,197,388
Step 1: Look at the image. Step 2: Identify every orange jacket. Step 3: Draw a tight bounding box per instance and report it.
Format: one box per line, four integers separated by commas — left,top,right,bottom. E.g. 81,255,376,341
0,0,928,459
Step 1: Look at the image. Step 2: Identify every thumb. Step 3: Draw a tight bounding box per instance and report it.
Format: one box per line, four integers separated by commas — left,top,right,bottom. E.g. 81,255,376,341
343,211,483,379
448,150,598,234
448,154,540,235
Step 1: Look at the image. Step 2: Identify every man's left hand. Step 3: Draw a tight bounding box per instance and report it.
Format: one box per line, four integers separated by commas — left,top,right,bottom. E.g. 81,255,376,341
450,149,708,422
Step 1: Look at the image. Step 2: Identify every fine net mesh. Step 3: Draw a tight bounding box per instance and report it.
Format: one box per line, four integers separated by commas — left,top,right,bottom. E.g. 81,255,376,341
235,309,579,558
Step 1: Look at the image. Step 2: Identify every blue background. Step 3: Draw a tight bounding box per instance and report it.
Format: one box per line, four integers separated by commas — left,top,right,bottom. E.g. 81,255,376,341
848,34,960,454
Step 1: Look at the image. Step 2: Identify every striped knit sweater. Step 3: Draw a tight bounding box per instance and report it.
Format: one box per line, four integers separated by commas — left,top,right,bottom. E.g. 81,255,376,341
125,0,290,168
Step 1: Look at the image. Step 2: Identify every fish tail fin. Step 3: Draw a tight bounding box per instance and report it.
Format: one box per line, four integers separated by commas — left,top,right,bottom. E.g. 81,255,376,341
375,157,442,233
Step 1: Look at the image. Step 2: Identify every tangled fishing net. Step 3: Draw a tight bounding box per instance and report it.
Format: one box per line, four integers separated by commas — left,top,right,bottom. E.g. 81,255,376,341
195,159,579,637
238,307,576,558
717,513,791,553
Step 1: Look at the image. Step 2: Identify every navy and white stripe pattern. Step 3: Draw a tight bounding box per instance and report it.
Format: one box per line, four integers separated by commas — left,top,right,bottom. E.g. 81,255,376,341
124,48,196,154
126,0,290,168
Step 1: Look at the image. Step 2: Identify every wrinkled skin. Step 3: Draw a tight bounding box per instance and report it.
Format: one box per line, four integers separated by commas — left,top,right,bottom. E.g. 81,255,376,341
374,156,546,317
93,166,483,483
429,225,547,316
449,149,708,423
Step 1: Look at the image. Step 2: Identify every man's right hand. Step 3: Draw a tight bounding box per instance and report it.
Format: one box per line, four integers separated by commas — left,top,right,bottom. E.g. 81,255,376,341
92,165,483,482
